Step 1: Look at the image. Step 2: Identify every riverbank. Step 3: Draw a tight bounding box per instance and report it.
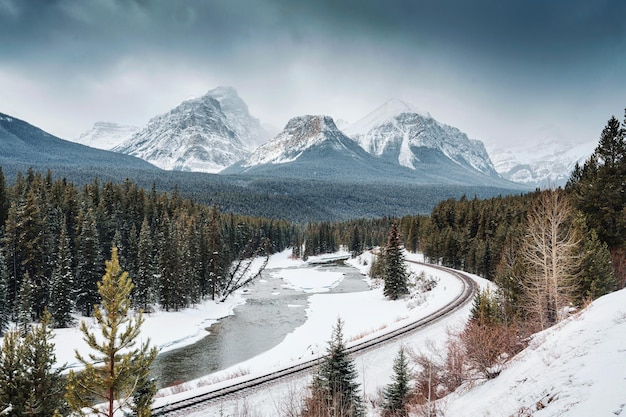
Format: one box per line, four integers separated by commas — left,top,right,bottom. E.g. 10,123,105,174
51,249,353,371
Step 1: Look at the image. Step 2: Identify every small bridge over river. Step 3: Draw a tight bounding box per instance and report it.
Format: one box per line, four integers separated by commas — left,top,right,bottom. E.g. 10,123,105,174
307,254,351,265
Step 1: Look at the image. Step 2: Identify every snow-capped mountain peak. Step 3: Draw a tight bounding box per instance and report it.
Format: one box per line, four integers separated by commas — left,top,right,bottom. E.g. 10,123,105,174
112,86,269,173
242,115,346,166
344,100,497,177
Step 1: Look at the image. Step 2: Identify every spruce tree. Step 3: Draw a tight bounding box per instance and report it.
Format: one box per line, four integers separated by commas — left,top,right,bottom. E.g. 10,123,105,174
383,222,410,300
134,217,154,310
16,272,34,336
0,312,67,416
20,311,67,416
65,247,158,417
0,329,24,415
49,221,75,328
75,208,103,316
383,346,412,417
306,318,363,417
0,166,9,230
0,250,10,336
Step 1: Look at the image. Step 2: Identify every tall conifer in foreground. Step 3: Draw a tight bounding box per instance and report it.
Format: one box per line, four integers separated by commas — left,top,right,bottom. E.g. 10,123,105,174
383,346,412,417
65,247,157,417
304,318,364,417
383,222,410,300
0,312,67,416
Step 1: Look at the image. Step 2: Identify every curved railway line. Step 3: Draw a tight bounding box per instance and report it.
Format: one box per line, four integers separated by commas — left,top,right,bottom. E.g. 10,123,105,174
153,261,477,415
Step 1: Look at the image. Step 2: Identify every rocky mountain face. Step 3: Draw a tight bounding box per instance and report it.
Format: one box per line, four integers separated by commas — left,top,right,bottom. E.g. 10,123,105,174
113,87,269,173
227,113,522,187
343,99,498,178
74,122,139,150
226,115,389,179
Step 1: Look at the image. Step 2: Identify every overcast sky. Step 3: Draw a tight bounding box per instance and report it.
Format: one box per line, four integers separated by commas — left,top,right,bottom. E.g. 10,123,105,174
1,0,625,148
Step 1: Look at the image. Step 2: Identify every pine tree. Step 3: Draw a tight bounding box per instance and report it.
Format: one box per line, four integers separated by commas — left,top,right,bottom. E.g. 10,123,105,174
0,312,66,416
134,217,154,310
383,222,410,300
65,247,158,417
578,227,616,300
16,272,34,336
0,329,25,415
306,318,363,417
49,221,75,328
75,208,103,316
0,166,9,230
20,311,67,416
383,346,412,417
0,250,10,336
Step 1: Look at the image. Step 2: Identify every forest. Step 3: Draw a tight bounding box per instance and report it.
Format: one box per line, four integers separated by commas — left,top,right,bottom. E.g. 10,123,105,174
0,109,624,416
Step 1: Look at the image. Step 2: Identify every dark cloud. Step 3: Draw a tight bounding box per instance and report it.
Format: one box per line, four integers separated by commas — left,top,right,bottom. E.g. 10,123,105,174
0,0,625,145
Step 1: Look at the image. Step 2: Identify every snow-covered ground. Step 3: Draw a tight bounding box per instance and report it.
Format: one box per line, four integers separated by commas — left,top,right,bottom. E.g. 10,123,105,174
152,250,489,415
8,248,625,416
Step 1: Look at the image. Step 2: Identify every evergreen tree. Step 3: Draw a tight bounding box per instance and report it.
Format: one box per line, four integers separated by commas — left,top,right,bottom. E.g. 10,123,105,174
0,312,66,416
306,318,363,417
134,217,154,310
49,221,75,328
383,346,412,417
578,227,616,300
0,250,9,336
383,222,410,300
75,208,102,316
16,272,34,336
349,224,362,257
65,247,158,417
0,166,9,230
20,311,67,416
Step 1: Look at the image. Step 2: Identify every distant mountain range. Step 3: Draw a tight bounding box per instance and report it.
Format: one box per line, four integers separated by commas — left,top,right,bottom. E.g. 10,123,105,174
226,107,513,187
0,110,528,222
68,86,594,187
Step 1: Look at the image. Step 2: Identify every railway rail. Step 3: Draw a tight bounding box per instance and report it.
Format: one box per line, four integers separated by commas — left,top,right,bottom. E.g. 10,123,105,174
153,261,477,415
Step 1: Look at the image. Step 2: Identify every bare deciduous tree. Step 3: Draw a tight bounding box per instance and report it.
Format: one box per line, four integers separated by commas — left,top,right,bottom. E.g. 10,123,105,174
521,190,581,330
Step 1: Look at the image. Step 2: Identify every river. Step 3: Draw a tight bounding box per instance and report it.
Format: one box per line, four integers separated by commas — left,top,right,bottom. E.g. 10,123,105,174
150,262,369,388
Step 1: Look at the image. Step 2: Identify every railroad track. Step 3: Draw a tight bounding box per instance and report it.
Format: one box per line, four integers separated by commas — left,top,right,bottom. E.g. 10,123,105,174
153,261,477,415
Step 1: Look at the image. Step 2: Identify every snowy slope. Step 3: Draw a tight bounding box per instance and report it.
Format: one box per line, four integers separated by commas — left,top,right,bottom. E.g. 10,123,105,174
344,99,498,177
444,288,626,417
488,140,595,187
9,248,621,416
205,86,270,151
73,122,139,150
228,113,521,187
240,115,357,166
113,87,268,173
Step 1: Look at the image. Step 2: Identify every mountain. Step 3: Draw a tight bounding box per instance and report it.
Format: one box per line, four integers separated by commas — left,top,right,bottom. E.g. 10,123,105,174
344,99,499,178
225,115,402,180
225,114,521,187
205,86,270,151
113,87,269,173
488,138,595,188
74,121,139,150
0,112,159,179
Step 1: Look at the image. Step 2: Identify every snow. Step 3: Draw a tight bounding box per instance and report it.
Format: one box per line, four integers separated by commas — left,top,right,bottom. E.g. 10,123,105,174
6,248,624,416
444,288,626,417
154,250,625,417
52,291,247,371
